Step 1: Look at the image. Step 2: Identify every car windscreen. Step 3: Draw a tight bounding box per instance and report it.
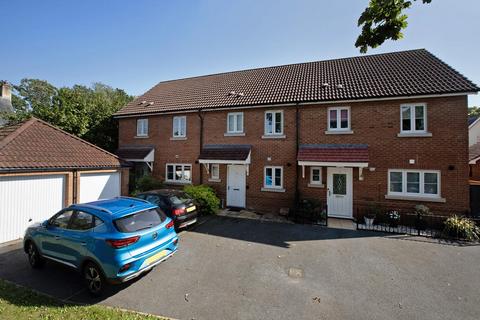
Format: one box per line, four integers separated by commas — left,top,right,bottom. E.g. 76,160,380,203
169,193,191,205
113,208,167,233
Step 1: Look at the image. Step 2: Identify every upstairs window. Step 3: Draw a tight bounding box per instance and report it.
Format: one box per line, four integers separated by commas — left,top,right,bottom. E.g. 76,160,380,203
401,104,426,133
328,107,350,131
264,111,283,135
173,116,186,137
227,112,244,134
137,118,148,137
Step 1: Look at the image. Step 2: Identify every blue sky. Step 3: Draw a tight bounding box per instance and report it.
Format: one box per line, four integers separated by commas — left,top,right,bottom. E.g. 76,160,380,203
1,0,479,106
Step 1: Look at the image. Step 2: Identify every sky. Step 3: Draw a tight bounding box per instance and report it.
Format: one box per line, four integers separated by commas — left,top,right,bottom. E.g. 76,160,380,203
1,0,479,106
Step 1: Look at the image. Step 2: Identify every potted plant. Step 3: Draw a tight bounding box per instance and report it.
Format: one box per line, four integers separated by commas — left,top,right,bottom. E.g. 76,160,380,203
415,205,430,231
388,210,400,228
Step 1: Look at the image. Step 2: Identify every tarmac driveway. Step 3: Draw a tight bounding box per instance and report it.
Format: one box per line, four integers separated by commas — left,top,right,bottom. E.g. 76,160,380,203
1,216,480,320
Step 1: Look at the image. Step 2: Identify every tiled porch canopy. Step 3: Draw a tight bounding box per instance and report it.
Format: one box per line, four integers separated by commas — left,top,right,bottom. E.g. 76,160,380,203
116,146,155,171
198,144,251,164
297,144,369,167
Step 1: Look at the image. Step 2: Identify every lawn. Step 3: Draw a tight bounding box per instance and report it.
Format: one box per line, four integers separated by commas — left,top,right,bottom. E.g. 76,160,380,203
0,279,166,320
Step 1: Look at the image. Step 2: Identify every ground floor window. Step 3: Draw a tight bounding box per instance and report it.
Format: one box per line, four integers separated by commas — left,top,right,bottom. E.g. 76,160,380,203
166,164,192,183
310,167,322,185
388,169,440,197
210,164,220,180
264,166,283,189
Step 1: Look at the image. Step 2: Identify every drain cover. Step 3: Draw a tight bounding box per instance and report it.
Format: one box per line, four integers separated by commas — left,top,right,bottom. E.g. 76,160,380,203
288,267,304,278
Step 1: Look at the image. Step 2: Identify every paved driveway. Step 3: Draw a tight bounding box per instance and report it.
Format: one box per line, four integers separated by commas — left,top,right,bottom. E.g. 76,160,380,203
1,216,480,320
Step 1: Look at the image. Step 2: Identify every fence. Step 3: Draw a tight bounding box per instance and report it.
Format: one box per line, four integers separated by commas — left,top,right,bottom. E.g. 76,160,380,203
355,206,480,239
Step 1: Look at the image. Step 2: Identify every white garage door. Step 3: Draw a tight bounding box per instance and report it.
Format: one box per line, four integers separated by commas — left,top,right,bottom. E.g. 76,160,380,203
0,174,66,243
79,171,120,203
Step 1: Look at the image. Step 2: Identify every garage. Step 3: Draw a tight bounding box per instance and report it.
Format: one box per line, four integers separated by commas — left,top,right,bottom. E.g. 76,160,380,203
0,117,129,244
0,174,66,243
79,171,121,203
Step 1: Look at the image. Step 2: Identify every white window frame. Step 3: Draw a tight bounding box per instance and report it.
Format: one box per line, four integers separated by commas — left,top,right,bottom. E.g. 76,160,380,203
210,164,220,180
173,116,187,138
264,110,284,136
310,167,322,185
165,163,192,183
387,169,440,198
400,103,427,133
264,166,283,189
136,118,148,137
327,107,351,131
227,112,244,134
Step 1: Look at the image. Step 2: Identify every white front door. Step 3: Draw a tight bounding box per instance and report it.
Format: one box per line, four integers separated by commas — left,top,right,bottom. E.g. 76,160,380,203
327,167,353,218
227,165,246,208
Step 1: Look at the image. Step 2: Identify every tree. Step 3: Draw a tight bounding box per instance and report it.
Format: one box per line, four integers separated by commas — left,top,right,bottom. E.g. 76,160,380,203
8,79,133,152
356,0,432,53
468,107,480,118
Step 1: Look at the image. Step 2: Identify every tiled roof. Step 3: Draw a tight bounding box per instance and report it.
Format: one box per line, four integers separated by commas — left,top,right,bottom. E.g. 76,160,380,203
298,144,369,163
115,49,479,117
469,116,479,127
116,146,154,160
469,143,480,162
0,118,121,172
199,144,251,161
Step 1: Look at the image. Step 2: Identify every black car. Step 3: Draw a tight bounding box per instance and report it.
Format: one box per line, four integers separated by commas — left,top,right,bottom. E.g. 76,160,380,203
136,189,198,229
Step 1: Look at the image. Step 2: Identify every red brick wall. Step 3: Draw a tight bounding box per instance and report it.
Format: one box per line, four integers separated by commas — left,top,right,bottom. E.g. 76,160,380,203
118,95,470,215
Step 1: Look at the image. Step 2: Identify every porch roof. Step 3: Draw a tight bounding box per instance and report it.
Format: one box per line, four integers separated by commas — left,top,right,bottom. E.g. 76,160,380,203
198,144,251,164
116,146,155,162
297,144,369,167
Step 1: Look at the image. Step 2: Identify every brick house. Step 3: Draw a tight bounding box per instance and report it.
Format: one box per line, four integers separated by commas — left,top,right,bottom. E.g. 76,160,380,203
115,49,479,218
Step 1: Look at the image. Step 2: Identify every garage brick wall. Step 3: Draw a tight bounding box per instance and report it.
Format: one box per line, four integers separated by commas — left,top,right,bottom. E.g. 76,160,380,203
118,95,469,215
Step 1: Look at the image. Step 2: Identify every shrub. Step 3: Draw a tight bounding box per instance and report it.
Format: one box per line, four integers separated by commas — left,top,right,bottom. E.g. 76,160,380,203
135,175,163,192
443,215,480,241
184,185,220,215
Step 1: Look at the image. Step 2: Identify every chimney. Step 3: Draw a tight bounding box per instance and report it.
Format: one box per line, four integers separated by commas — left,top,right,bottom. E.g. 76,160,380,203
0,82,12,102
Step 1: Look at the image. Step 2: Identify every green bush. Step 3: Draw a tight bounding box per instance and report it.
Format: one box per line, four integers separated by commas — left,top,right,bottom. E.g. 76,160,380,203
184,185,220,215
443,215,480,241
135,175,163,192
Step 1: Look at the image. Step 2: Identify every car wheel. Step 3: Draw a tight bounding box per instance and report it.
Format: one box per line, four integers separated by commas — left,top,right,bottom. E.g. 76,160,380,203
26,241,44,269
83,262,106,297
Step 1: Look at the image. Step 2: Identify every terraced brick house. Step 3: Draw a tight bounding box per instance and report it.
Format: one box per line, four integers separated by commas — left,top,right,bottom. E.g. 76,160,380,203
115,49,479,218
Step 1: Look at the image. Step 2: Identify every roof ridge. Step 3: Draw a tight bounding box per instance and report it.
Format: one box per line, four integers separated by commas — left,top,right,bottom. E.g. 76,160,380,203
0,118,37,151
32,117,121,160
144,49,428,87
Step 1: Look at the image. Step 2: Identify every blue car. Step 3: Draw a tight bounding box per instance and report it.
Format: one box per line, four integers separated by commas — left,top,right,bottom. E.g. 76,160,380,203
23,197,178,296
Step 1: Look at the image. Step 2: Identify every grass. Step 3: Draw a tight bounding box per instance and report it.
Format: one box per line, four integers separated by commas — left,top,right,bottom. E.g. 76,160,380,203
0,279,167,320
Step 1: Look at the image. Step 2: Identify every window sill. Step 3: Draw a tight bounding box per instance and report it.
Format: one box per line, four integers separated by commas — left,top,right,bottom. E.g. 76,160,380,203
262,134,286,139
308,183,325,188
134,135,149,139
384,194,446,203
164,181,192,185
170,137,187,141
397,132,432,138
224,132,245,137
261,187,285,193
208,178,221,183
324,130,353,135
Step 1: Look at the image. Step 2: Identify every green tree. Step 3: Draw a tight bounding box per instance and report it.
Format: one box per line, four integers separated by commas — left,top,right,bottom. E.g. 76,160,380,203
468,106,480,118
8,78,133,152
356,0,432,53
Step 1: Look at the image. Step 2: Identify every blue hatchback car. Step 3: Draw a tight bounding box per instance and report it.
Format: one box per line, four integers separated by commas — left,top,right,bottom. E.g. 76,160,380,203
23,197,178,296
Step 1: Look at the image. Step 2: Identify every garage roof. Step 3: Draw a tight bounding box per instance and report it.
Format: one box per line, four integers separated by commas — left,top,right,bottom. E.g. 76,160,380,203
114,49,479,117
0,118,122,172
